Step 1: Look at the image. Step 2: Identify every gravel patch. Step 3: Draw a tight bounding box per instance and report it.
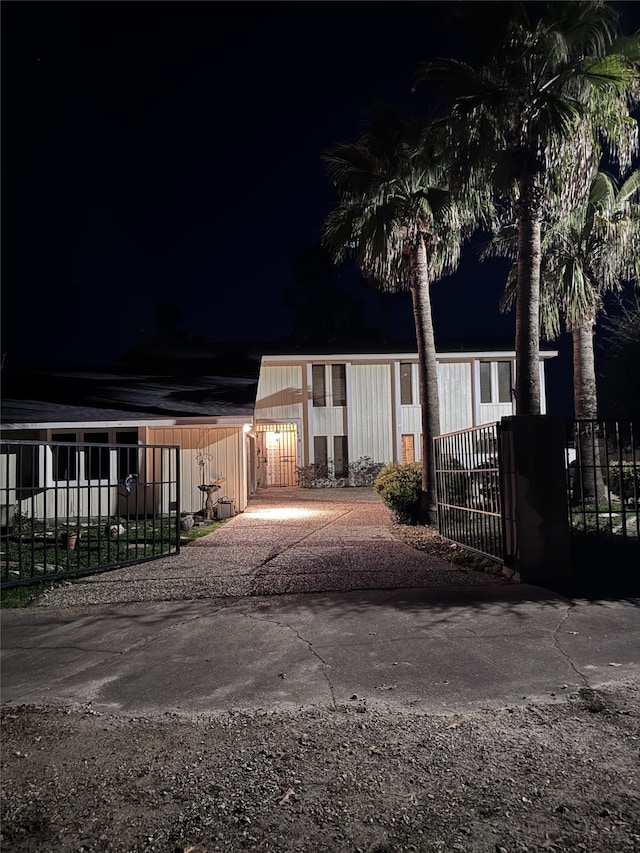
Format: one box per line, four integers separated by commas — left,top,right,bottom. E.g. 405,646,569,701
2,682,639,852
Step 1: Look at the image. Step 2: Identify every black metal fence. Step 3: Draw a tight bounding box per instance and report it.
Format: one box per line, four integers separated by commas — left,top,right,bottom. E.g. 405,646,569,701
433,422,504,563
0,439,181,588
566,420,638,534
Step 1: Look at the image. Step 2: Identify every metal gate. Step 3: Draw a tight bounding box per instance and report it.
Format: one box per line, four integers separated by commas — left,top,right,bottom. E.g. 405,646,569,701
256,424,298,487
433,422,504,563
1,439,181,588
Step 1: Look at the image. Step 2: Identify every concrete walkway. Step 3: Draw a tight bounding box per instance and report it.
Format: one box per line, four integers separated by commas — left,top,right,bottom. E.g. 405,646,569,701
2,488,639,717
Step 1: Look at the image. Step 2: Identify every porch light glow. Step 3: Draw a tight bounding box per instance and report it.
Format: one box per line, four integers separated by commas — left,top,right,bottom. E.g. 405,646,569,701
248,507,319,521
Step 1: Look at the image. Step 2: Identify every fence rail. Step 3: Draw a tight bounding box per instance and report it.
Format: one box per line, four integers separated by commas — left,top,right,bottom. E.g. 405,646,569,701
433,422,504,563
1,439,181,588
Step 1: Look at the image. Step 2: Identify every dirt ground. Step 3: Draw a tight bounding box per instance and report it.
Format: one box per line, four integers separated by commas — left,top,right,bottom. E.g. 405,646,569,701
2,681,639,853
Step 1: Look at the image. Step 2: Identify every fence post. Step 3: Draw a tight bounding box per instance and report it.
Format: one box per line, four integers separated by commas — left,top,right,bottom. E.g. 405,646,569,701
500,415,571,589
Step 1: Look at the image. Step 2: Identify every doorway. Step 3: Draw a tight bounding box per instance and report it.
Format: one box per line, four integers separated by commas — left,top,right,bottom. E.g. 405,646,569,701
256,423,298,487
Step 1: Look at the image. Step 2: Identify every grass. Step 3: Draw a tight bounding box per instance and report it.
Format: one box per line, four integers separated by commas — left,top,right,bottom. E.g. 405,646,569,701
1,516,227,597
0,579,67,608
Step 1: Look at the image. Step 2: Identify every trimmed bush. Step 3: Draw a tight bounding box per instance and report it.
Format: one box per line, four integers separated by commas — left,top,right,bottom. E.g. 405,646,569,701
608,460,638,503
374,462,422,524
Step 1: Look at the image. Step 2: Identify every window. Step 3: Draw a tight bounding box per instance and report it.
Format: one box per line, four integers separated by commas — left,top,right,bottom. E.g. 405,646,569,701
401,434,415,464
497,362,512,403
84,432,110,480
332,364,346,407
50,429,139,483
312,364,346,407
52,434,78,481
400,363,413,405
480,362,492,404
312,365,326,407
333,435,349,478
480,361,513,404
314,435,328,467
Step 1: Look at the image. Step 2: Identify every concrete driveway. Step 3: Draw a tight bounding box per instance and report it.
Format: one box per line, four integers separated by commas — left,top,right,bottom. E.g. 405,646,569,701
2,488,640,717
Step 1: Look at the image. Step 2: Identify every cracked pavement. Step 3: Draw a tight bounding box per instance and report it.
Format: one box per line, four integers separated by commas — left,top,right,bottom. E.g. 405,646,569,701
2,489,639,717
3,585,640,717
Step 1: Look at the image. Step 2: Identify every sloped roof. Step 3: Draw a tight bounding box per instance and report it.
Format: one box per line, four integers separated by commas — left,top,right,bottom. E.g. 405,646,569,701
1,348,262,426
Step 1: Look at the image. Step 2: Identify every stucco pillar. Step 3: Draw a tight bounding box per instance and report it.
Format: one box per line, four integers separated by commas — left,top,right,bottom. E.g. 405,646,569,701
500,415,571,589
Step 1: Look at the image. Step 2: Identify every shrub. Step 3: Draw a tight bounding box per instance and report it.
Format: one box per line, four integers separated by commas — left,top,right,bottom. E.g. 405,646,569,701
374,462,422,524
296,461,342,489
608,460,638,503
348,456,386,487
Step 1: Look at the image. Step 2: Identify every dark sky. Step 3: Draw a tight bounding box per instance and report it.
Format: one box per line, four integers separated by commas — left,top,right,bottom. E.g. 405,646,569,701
2,1,639,401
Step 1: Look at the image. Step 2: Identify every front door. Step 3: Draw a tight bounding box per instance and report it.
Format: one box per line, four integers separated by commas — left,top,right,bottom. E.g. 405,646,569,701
256,423,298,487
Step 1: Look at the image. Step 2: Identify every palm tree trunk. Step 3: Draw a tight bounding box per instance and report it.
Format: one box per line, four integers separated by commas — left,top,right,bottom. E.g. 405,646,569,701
572,310,605,504
515,176,543,416
409,236,440,526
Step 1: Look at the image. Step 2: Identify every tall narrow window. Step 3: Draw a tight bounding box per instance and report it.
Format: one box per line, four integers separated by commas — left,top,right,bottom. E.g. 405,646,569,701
84,432,110,480
332,364,346,406
52,434,77,481
497,362,512,403
401,434,415,464
479,362,492,404
400,363,413,405
333,435,349,478
312,365,326,407
314,435,328,468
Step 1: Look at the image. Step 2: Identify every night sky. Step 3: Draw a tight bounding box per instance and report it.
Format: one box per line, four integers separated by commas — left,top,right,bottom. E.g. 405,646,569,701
2,1,639,412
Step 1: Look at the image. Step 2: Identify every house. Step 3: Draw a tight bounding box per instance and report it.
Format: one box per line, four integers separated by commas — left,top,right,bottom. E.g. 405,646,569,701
0,348,262,523
0,342,558,517
254,343,557,486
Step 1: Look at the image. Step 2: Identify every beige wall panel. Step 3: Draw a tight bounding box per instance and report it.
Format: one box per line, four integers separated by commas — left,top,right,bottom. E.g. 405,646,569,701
148,425,245,514
350,364,393,464
439,362,474,433
255,365,305,421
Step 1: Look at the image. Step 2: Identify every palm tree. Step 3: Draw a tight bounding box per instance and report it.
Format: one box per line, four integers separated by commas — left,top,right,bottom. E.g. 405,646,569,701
323,112,483,524
416,1,640,415
491,168,640,500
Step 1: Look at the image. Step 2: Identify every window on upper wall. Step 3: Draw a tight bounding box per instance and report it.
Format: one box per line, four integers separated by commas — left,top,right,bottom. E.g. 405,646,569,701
400,363,413,405
312,365,326,407
497,362,512,403
333,435,349,478
332,364,346,407
480,362,513,404
312,364,347,407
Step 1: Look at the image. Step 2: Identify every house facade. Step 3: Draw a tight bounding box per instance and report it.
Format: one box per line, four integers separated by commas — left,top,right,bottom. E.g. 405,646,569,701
254,349,556,486
0,346,557,517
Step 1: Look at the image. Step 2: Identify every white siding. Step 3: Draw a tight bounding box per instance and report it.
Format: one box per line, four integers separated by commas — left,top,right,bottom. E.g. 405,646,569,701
438,362,474,433
350,364,393,464
255,365,304,421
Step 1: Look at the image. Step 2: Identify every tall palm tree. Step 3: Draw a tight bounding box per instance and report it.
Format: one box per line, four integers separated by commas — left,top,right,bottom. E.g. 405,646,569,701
417,1,640,415
491,168,640,499
323,112,484,524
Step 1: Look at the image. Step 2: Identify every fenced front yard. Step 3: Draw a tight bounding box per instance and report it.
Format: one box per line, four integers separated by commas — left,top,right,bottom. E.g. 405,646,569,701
1,439,181,588
434,418,638,590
